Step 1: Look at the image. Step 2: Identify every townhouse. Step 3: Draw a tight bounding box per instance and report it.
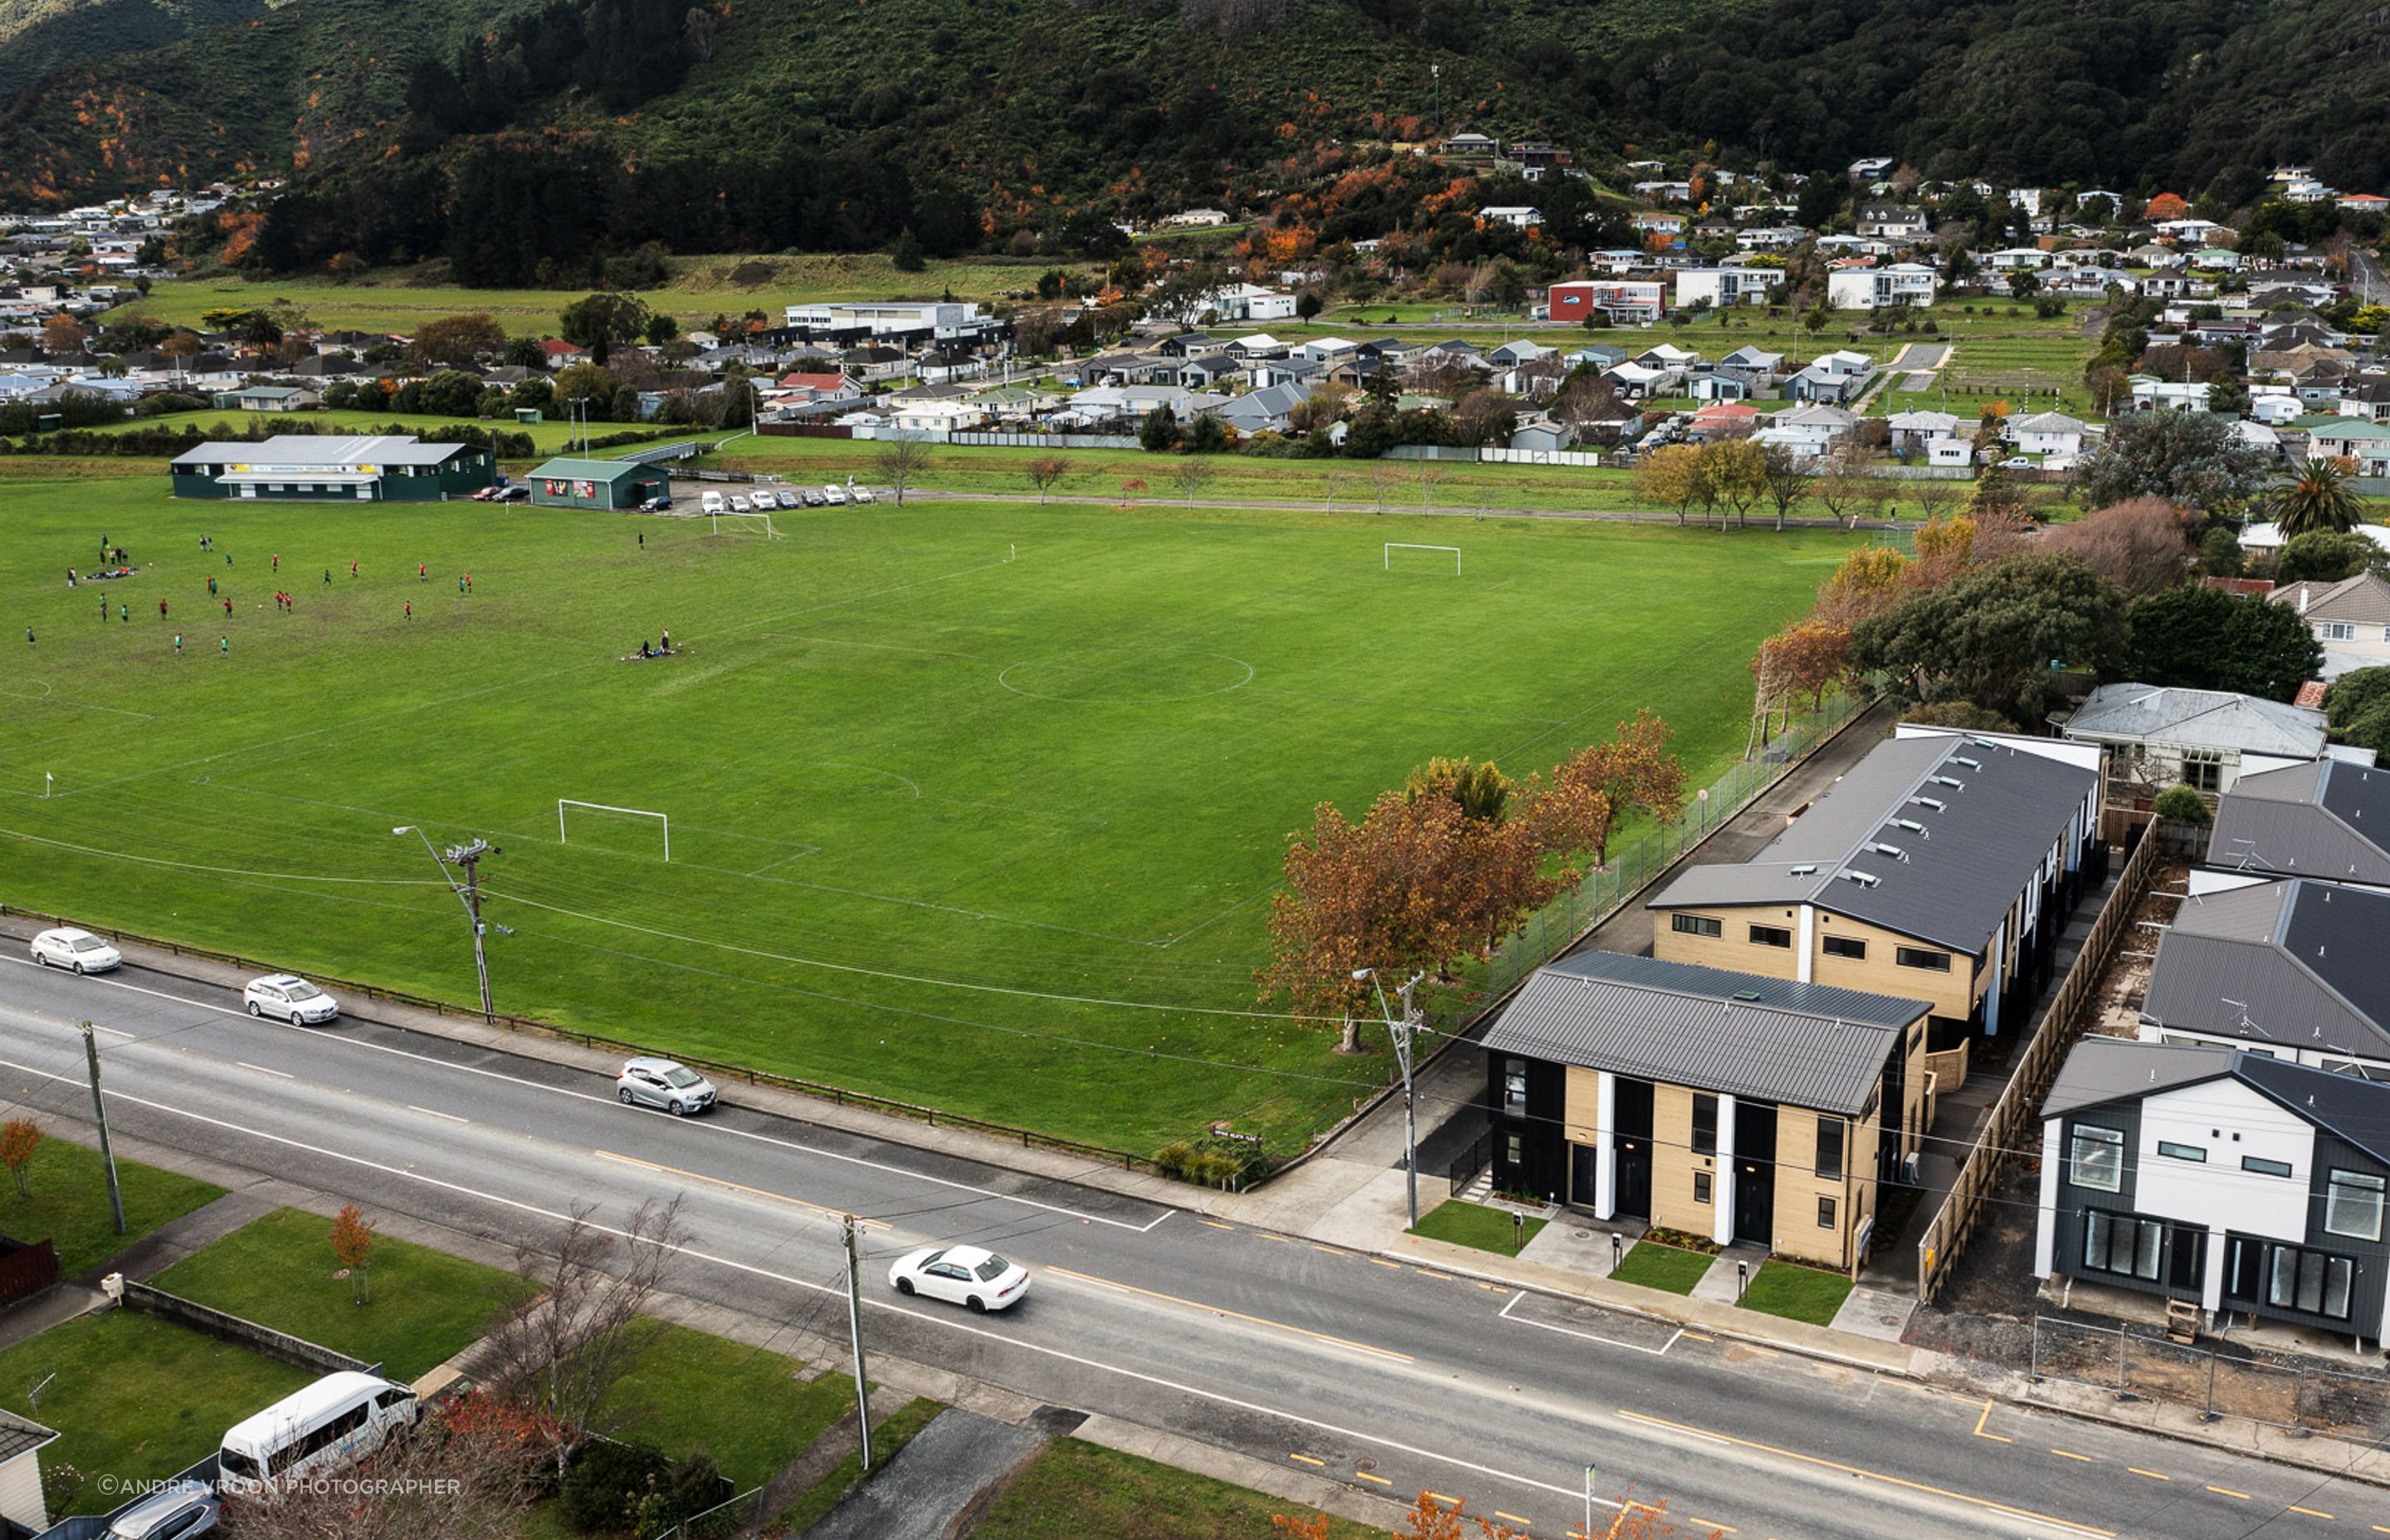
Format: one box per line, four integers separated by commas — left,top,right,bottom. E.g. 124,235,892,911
2139,877,2390,1075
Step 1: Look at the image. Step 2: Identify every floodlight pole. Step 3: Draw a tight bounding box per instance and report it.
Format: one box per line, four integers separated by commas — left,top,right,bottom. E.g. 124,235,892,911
1358,967,1428,1228
394,826,499,1021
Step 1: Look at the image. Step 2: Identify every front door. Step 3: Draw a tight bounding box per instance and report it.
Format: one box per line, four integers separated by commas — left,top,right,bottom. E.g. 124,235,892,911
2166,1226,2207,1299
1733,1157,1774,1248
1568,1143,1597,1211
1613,1138,1651,1220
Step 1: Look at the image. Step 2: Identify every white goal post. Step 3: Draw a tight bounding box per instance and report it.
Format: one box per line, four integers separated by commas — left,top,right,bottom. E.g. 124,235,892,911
1384,543,1462,574
558,800,671,860
712,509,783,539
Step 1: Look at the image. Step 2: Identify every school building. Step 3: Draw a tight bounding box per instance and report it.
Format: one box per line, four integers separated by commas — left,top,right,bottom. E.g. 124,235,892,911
167,436,496,501
524,457,671,510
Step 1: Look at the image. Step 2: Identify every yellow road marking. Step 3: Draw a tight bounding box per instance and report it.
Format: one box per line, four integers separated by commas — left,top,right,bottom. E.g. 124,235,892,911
2371,1525,2390,1534
1614,1410,2114,1538
1681,1331,1714,1342
1478,1282,1509,1293
1047,1266,1415,1362
1495,1512,1533,1526
1368,1257,1402,1269
2289,1507,2333,1520
1744,1347,1779,1358
2127,1469,2169,1480
1256,1233,1290,1244
593,1151,870,1225
1312,1244,1344,1255
1687,1520,1738,1535
2207,1486,2251,1500
1355,1471,1393,1486
1198,1220,1234,1231
1288,1454,1324,1467
2051,1449,2094,1463
1425,1493,1461,1507
1972,1401,2012,1442
1417,1270,1452,1280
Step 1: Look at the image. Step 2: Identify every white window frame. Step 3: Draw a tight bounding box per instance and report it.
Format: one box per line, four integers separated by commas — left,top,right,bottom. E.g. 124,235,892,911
2070,1124,2124,1192
2324,1169,2385,1242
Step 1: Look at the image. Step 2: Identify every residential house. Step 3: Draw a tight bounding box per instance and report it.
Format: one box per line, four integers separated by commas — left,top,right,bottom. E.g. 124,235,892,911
2240,521,2390,561
775,371,861,407
1688,371,1758,403
1223,334,1290,360
1717,345,1785,380
2305,418,2390,476
1985,247,2051,271
0,1409,56,1532
1733,226,1808,253
2010,411,2091,457
2062,683,2334,834
1673,270,1773,309
2270,571,2390,675
1687,401,1762,441
1480,206,1543,230
1480,951,1932,1269
2034,1036,2390,1342
2138,879,2390,1075
1507,417,1577,454
1546,280,1666,327
1631,213,1686,239
1297,337,1361,366
1856,204,1929,241
889,398,988,432
1646,729,2104,1053
2207,758,2390,890
1756,402,1858,458
1826,264,1939,310
215,384,319,412
1438,133,1500,159
1154,333,1227,359
2338,380,2390,422
1216,381,1311,436
2129,378,2212,412
1246,356,1323,392
1886,409,1963,451
1783,350,1876,405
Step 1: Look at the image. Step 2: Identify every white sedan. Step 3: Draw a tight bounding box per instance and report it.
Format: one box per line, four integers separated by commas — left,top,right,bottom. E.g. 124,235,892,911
887,1245,1031,1313
243,973,340,1026
29,927,122,974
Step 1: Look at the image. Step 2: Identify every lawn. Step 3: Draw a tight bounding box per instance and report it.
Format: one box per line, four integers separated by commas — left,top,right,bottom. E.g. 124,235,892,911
0,478,1851,1156
1407,1199,1544,1255
970,1437,1388,1540
768,1396,942,1533
602,1320,861,1488
0,1312,313,1513
148,1206,524,1382
1737,1260,1855,1326
1607,1241,1714,1295
0,1138,223,1275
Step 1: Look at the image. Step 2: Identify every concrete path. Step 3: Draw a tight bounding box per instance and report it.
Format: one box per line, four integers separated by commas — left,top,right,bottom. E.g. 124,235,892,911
802,1407,1046,1540
71,1189,277,1287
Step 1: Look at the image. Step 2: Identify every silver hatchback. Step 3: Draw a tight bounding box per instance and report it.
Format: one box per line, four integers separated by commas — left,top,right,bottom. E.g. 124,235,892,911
105,1481,220,1540
615,1057,716,1115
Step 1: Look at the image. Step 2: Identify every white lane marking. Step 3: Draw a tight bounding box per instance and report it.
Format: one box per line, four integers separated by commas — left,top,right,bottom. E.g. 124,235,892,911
0,1060,1609,1513
1497,1289,1681,1357
237,1062,295,1079
407,1104,470,1124
0,956,1165,1231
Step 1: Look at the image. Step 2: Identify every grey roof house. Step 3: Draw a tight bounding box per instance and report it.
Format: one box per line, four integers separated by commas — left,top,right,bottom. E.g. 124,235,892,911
2061,682,2347,831
2139,878,2390,1074
2208,758,2390,889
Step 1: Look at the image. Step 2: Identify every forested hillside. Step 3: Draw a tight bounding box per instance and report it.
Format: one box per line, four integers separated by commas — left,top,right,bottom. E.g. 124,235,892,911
5,0,2386,274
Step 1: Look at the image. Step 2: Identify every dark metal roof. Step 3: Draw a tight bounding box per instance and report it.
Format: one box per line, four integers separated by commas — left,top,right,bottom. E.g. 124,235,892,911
2046,1037,2390,1167
0,1407,56,1464
2142,880,2390,1059
2210,759,2390,887
1481,951,1930,1114
1646,734,2097,953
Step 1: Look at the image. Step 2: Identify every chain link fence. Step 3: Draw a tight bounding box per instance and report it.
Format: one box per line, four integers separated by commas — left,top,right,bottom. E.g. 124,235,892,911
2030,1316,2390,1436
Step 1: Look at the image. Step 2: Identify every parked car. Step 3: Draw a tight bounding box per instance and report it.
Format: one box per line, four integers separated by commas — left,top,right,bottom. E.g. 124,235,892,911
243,973,340,1026
495,485,531,503
104,1480,220,1540
800,490,827,507
616,1056,717,1115
774,489,802,509
639,495,672,513
822,485,848,505
29,926,122,974
700,490,725,515
1997,456,2036,470
851,487,876,504
888,1245,1030,1313
470,485,504,502
729,495,751,513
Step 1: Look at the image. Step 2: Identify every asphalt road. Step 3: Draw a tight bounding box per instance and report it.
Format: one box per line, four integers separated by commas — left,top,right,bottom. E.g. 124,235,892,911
0,955,2381,1540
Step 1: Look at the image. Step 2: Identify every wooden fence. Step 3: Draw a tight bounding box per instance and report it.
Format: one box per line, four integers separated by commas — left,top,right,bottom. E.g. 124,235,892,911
1914,828,2159,1304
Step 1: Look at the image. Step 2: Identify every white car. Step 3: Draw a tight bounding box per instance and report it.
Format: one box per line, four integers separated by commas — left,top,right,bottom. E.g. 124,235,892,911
29,927,122,974
729,495,751,513
850,486,875,504
821,485,847,505
888,1245,1031,1313
614,1056,717,1115
244,973,340,1026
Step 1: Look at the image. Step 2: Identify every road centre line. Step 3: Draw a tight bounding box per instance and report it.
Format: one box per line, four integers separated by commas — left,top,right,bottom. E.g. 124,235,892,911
236,1061,294,1079
1496,1290,1679,1357
2,958,1160,1231
2288,1507,2334,1520
2050,1450,2093,1462
2207,1486,2251,1500
1614,1410,2115,1538
9,1065,1643,1522
1046,1266,1413,1363
595,1151,873,1227
1288,1454,1324,1466
1494,1511,1533,1526
408,1104,470,1123
2126,1469,2168,1480
1355,1471,1392,1486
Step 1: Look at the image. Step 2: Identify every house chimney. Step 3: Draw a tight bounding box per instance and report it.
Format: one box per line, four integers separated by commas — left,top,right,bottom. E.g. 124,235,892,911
2299,585,2310,613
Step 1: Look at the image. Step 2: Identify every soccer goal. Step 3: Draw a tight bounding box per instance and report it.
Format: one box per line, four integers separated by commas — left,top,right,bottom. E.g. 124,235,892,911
712,509,783,539
1384,543,1462,574
558,799,671,860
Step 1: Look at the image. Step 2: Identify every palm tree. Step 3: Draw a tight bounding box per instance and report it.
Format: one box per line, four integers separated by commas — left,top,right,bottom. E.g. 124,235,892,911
2268,455,2364,538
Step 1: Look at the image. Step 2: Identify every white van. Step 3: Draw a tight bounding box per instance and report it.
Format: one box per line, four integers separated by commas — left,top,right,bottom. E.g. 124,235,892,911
219,1371,418,1493
700,490,725,516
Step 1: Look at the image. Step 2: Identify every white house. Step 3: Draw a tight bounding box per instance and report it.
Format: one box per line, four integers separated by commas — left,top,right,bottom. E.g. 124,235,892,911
1672,269,1772,309
1826,263,1938,309
1756,403,1858,458
2270,572,2390,677
1985,247,2051,271
1480,206,1543,230
2010,411,2091,457
2129,378,2212,412
888,399,988,432
1885,408,1963,449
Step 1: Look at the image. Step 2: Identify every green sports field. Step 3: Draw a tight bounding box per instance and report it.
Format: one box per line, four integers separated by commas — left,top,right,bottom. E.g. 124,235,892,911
0,479,1853,1153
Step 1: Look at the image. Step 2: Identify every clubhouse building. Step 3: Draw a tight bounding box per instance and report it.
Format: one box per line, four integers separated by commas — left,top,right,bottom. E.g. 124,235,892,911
168,435,497,501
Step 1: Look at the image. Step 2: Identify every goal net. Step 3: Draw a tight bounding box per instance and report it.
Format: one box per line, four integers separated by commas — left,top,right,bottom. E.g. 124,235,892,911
713,509,783,539
1384,543,1462,574
558,800,671,860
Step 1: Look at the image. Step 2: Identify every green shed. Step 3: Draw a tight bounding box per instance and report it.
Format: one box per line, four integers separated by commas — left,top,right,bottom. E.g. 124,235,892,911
525,457,671,510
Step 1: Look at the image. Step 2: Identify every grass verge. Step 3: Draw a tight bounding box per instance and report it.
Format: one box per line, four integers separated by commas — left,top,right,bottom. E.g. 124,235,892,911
1407,1199,1544,1255
148,1206,524,1382
601,1320,859,1487
0,1138,223,1276
1608,1241,1713,1295
1737,1260,1854,1326
768,1396,943,1533
972,1436,1388,1539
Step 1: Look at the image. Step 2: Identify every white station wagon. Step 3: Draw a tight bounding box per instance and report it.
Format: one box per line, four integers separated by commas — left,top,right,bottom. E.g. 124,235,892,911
244,973,340,1026
29,927,122,974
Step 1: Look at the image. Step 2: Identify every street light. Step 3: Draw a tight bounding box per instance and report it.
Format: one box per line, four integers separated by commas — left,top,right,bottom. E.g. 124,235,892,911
395,826,498,1021
1356,965,1427,1229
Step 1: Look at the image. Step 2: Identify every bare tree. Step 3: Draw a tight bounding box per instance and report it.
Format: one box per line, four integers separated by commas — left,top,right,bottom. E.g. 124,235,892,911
1323,468,1359,511
1370,460,1397,514
1173,458,1218,509
1810,446,1886,531
872,438,936,506
223,1392,547,1540
1415,460,1449,511
475,1196,688,1481
1761,446,1815,532
1909,476,1962,523
1024,455,1072,505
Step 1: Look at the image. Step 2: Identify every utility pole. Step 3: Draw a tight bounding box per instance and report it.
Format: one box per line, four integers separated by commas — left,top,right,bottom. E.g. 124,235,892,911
393,827,499,1021
1358,967,1427,1228
842,1216,875,1472
80,1022,125,1236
